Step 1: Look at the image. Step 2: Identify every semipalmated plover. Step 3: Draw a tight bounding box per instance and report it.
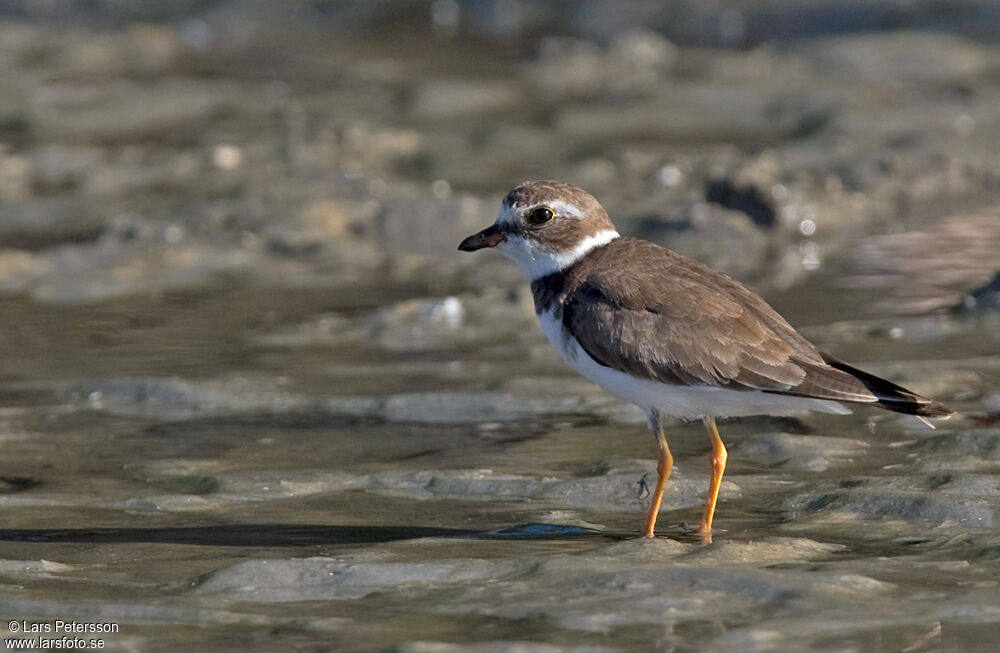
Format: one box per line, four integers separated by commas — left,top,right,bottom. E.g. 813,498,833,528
459,180,952,541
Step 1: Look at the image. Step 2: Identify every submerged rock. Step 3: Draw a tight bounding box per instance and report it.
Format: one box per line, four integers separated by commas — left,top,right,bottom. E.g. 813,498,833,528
961,270,1000,312
63,376,626,423
352,463,732,513
782,473,1000,529
66,377,316,420
733,432,869,471
196,557,532,602
435,546,892,633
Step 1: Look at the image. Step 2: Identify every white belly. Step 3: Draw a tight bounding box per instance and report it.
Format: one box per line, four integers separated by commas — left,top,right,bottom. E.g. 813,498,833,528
536,308,850,419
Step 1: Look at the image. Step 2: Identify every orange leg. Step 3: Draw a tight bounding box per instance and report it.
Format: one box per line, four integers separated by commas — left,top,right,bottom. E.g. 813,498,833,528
699,416,727,544
642,410,673,539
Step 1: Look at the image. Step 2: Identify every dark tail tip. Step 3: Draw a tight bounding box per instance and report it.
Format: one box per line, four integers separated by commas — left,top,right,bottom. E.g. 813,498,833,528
821,353,954,419
901,398,954,419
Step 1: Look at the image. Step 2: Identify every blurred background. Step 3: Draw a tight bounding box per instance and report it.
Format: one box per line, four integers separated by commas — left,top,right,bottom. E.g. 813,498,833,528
0,1,999,651
2,0,999,315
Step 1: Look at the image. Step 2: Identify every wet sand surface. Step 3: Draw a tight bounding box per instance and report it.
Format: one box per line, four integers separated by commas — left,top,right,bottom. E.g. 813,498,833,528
0,3,999,651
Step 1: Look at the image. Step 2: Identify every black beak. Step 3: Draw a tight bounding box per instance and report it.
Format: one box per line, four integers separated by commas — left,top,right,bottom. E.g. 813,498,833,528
458,224,506,252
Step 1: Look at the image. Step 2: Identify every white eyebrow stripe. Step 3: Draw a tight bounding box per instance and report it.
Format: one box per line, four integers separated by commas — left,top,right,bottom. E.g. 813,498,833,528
545,199,583,219
496,198,585,228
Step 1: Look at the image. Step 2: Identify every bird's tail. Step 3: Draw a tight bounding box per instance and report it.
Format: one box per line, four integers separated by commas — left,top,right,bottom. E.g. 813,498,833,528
821,353,953,420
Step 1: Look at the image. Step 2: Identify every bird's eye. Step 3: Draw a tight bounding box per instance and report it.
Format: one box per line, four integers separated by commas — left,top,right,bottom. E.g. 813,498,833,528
526,207,555,225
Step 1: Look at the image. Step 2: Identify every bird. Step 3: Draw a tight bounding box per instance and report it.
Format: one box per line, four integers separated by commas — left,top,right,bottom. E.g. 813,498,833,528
458,180,953,541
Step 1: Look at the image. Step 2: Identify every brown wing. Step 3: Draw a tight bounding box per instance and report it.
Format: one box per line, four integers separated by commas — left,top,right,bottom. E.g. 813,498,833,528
563,239,879,402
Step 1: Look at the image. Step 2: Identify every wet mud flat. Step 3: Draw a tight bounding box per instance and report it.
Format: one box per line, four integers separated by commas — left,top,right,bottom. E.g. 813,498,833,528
1,3,1000,652
0,281,997,652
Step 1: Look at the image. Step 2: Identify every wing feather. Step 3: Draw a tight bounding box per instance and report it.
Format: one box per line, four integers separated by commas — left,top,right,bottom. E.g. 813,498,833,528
562,239,864,397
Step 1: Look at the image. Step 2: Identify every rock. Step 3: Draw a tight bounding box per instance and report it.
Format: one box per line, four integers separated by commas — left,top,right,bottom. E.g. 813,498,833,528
782,474,1000,528
909,430,1000,460
252,285,537,353
0,206,267,303
704,178,777,228
65,377,317,420
378,393,589,424
112,495,213,512
196,557,531,602
437,548,892,633
63,376,620,424
676,537,844,566
352,462,731,513
961,270,1000,312
733,432,869,472
626,201,770,280
361,296,468,352
0,198,103,250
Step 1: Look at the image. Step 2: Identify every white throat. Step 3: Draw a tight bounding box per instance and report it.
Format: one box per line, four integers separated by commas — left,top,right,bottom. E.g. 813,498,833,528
497,229,620,281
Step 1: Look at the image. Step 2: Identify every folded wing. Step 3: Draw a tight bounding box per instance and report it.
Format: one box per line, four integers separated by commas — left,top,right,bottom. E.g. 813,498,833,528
563,240,951,418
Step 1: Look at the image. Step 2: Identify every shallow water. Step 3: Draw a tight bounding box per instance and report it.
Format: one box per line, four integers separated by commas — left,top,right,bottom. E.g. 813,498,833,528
0,265,997,652
2,5,1000,652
